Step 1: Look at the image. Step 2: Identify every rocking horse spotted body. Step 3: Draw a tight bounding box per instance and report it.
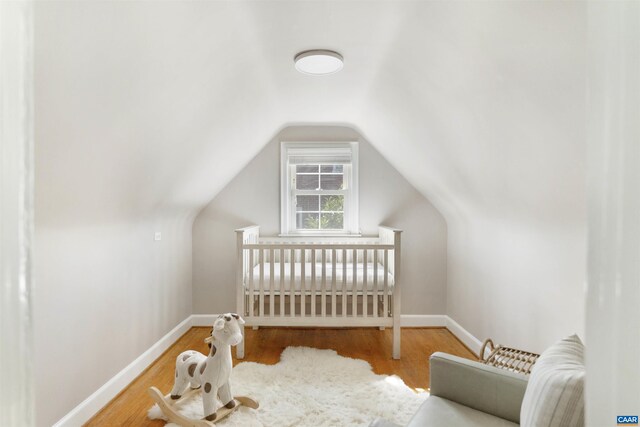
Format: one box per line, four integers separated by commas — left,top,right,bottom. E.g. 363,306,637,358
148,313,259,426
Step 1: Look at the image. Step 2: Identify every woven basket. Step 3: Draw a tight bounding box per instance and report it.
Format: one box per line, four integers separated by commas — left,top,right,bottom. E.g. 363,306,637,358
478,339,540,375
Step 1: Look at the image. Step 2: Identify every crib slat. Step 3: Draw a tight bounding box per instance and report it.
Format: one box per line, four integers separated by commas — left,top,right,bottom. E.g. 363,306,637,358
383,249,389,318
259,249,265,318
331,248,337,317
373,249,378,318
321,249,326,317
249,249,254,316
290,249,295,317
363,249,368,317
301,249,306,317
342,249,347,317
311,249,316,317
280,248,285,317
352,249,357,317
269,249,274,317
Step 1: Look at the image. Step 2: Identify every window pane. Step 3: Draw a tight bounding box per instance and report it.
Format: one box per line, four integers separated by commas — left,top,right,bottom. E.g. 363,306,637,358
320,213,344,229
296,195,319,211
321,165,343,173
320,195,344,211
297,212,319,229
296,174,319,190
320,174,343,190
296,165,318,173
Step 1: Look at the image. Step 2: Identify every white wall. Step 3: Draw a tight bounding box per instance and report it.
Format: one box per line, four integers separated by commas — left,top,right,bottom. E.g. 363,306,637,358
193,126,447,315
0,2,35,425
439,4,587,353
447,217,585,353
358,1,587,352
586,2,640,425
33,221,192,426
33,3,195,426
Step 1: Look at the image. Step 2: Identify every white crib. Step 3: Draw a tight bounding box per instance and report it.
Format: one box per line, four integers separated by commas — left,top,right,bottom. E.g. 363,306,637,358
235,225,402,359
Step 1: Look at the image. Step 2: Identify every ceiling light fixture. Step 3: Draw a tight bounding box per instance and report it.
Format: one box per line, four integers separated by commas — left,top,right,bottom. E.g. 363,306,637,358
294,50,344,75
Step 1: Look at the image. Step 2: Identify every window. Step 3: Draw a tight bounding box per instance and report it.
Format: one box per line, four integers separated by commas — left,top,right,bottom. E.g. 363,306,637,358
281,142,359,235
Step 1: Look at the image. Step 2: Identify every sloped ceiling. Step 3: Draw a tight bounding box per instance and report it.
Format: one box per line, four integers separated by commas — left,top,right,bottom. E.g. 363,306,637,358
37,1,585,227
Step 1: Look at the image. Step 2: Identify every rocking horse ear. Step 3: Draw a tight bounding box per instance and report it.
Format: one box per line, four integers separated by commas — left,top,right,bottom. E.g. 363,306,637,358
237,315,245,325
213,318,225,331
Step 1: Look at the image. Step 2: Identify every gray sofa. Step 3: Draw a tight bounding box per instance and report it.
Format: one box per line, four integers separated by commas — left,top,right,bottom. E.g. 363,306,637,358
371,352,529,427
372,334,585,427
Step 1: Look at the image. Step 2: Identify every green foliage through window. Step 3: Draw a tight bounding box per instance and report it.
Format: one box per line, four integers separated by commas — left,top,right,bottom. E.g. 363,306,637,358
304,195,344,229
294,164,346,231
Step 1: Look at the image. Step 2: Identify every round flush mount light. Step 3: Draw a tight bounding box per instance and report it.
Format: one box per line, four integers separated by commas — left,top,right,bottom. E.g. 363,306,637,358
294,50,344,75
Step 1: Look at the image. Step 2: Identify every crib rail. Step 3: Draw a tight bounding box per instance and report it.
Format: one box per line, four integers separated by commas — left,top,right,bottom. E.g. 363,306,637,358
235,225,402,359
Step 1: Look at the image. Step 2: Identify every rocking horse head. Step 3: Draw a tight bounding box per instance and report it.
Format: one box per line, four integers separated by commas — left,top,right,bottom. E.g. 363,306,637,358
209,313,245,346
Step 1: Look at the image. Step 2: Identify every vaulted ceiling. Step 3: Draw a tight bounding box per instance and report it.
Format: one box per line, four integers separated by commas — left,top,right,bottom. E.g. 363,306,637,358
36,1,585,228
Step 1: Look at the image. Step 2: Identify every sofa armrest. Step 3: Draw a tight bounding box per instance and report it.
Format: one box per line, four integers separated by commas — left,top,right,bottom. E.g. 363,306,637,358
429,352,528,424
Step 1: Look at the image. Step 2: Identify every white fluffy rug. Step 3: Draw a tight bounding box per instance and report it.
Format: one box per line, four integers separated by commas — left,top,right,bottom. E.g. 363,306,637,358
148,347,428,427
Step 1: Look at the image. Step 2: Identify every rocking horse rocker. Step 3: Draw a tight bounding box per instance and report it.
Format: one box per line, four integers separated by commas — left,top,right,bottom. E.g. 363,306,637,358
148,313,259,426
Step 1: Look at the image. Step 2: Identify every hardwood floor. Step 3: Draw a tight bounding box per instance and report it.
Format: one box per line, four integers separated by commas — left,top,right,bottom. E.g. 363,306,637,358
85,327,475,426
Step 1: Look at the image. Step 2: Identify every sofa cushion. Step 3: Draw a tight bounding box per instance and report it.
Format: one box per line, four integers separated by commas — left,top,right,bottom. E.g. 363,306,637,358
520,334,585,427
407,396,519,427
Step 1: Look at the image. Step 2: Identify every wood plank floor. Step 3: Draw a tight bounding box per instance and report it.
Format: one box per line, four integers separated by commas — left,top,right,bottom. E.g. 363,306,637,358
85,327,475,426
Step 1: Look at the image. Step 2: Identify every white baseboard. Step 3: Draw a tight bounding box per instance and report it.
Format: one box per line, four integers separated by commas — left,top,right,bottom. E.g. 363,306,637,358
400,315,482,355
53,316,192,427
400,314,447,327
444,315,483,355
54,313,481,426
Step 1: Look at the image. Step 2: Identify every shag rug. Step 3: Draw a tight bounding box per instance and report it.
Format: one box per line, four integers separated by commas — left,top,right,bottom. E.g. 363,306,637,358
148,346,428,427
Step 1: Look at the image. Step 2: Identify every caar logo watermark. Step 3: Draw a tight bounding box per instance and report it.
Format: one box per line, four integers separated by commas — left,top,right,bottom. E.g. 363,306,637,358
618,415,639,425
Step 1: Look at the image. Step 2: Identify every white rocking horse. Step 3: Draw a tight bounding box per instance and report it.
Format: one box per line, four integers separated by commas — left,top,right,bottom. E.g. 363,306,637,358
148,313,258,426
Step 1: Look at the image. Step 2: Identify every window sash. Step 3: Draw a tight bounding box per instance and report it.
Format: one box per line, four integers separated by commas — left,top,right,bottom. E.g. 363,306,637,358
291,163,349,233
281,142,358,236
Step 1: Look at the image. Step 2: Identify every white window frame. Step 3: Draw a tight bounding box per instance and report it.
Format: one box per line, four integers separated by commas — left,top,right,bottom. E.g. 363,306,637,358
280,141,359,236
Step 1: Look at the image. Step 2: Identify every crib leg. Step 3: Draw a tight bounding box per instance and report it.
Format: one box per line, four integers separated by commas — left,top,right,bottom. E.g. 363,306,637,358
392,317,401,360
237,324,245,359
